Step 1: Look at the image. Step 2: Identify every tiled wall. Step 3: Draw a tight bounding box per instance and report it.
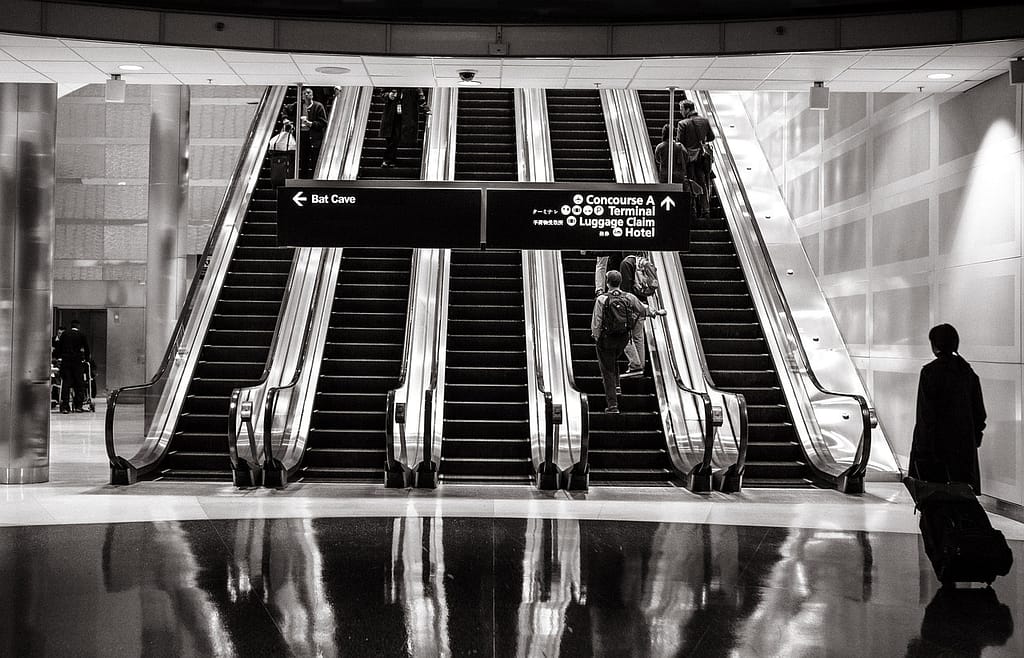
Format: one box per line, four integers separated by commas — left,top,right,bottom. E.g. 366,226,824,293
54,84,261,390
742,75,1024,505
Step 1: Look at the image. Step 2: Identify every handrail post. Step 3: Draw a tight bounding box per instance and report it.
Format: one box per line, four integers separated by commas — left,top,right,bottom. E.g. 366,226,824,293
385,390,413,487
261,389,288,488
413,390,438,488
228,389,262,487
106,388,138,485
714,394,749,493
536,394,560,490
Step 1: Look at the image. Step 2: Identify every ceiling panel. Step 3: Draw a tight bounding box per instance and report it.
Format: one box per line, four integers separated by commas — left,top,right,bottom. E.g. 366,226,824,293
25,60,102,73
176,73,246,85
217,50,293,63
628,79,698,89
144,47,233,72
921,56,1005,70
823,81,883,92
38,71,108,84
702,67,775,80
2,46,81,61
766,67,847,81
712,54,789,68
834,68,911,82
756,80,810,91
66,46,152,62
501,67,569,79
884,80,959,93
642,56,716,67
945,41,1024,57
119,73,181,84
433,64,501,77
633,66,709,79
229,62,300,75
563,79,630,88
694,79,760,90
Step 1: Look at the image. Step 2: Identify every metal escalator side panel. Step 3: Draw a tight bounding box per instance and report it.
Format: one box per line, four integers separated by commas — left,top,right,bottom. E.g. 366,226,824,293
699,91,900,480
122,86,289,473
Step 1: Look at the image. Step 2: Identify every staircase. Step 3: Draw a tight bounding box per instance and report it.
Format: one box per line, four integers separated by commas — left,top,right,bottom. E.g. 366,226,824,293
635,91,817,487
148,89,300,480
296,95,427,481
298,248,414,481
546,90,615,183
436,88,532,483
679,193,815,487
358,88,428,180
439,250,532,483
547,89,674,485
455,88,517,181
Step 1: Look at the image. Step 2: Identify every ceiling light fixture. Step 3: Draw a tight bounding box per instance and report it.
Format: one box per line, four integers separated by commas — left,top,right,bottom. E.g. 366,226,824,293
314,66,350,75
457,70,481,86
118,64,143,71
927,72,953,80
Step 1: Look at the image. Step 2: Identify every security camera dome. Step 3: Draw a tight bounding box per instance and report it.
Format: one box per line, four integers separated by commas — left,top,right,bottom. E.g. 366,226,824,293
458,70,476,81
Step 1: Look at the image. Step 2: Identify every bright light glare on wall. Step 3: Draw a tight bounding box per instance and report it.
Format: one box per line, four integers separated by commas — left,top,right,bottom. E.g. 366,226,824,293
927,73,953,80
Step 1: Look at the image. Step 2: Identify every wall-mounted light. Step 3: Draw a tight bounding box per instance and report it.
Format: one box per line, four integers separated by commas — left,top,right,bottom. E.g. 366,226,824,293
105,73,126,103
809,81,829,110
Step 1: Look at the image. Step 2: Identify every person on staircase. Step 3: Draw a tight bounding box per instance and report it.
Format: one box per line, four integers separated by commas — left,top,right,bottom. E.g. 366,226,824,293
654,123,685,184
677,99,716,217
283,87,327,179
619,253,654,379
591,271,666,413
379,88,430,169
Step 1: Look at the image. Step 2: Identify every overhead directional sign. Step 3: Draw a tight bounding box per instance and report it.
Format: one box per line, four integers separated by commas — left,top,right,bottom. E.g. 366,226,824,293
276,182,690,250
277,185,482,248
485,187,689,251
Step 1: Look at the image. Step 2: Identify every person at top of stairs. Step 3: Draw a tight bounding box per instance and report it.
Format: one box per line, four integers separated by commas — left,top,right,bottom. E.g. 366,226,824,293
677,99,716,217
378,88,429,169
591,270,666,413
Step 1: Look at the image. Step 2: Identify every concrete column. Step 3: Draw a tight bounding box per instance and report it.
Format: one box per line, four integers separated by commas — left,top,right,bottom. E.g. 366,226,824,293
145,86,190,378
0,84,56,484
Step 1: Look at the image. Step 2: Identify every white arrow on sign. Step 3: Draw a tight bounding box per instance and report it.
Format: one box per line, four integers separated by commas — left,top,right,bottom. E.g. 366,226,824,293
292,191,308,207
660,196,676,211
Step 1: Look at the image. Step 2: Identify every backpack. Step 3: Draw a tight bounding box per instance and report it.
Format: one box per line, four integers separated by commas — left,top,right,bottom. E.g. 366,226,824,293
626,255,659,297
601,291,638,337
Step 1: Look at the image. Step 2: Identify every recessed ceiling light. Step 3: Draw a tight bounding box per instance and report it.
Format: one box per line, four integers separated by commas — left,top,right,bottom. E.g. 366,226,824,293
314,66,350,75
927,72,953,80
118,64,143,71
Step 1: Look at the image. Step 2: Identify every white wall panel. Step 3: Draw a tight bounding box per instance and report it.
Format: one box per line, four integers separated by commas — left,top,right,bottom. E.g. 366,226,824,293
745,74,1024,505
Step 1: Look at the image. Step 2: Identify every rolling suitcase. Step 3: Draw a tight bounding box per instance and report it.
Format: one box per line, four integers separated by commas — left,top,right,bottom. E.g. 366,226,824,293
904,474,1013,586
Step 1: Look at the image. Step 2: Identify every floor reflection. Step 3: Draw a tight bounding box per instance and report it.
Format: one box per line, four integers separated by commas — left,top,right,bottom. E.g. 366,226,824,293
0,516,1020,656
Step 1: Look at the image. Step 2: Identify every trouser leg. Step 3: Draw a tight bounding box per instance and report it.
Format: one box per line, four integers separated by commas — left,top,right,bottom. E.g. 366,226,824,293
624,318,645,371
594,343,620,409
59,363,73,409
594,256,609,294
68,361,86,408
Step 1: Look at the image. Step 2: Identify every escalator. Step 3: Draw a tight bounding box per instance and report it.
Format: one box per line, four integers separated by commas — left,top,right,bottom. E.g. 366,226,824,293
549,90,675,485
637,91,816,487
438,88,532,483
145,88,301,480
296,88,426,481
358,88,428,180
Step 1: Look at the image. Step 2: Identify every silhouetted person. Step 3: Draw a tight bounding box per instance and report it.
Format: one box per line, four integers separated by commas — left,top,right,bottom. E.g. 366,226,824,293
284,88,327,178
654,123,684,184
677,99,715,217
909,324,987,492
268,119,296,187
379,88,429,168
57,319,90,413
906,586,1013,656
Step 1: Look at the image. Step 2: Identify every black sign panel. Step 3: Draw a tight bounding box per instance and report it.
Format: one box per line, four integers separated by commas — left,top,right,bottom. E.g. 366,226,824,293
485,188,689,251
277,186,481,248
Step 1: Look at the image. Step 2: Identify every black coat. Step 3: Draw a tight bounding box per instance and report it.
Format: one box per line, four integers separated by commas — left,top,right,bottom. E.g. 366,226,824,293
909,354,986,491
284,100,328,148
379,88,428,145
57,328,90,361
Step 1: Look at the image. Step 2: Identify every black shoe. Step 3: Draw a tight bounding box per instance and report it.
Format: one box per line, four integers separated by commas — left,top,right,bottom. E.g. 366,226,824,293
60,408,70,414
620,368,643,379
604,406,620,414
73,407,85,413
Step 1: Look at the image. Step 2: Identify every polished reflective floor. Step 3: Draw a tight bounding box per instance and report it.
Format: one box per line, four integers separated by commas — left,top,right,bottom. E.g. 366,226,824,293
1,516,1022,656
1,404,1022,656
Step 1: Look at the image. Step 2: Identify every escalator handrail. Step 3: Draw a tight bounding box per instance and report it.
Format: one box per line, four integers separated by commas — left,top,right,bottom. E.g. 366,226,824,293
524,251,556,467
105,85,286,469
421,248,449,465
695,90,872,480
385,249,422,469
260,252,331,468
551,252,590,464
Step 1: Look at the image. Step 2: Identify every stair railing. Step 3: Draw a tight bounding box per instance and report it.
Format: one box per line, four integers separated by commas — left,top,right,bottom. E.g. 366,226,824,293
695,90,877,493
384,249,423,488
523,249,560,490
105,85,288,484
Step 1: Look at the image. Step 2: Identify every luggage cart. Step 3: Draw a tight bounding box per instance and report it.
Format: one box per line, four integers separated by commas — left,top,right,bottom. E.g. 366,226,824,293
80,361,97,412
